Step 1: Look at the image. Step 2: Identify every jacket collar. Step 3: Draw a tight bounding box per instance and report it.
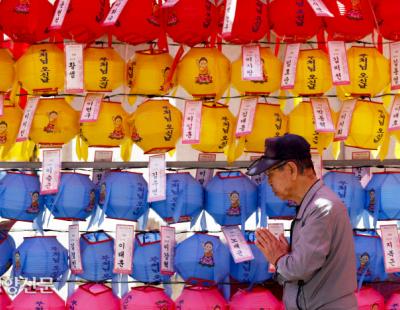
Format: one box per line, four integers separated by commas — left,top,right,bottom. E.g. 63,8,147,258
295,179,324,220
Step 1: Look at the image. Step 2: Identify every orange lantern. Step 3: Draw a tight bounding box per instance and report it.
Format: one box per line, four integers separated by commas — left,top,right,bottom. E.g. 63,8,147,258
0,48,15,93
231,47,282,95
337,47,389,98
376,0,400,41
0,0,54,43
324,0,375,41
269,0,323,42
177,47,230,99
129,100,182,154
56,0,111,43
111,0,162,45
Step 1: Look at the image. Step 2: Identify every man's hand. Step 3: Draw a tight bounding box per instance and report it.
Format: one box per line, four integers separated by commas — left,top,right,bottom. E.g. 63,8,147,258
0,220,16,233
255,227,289,266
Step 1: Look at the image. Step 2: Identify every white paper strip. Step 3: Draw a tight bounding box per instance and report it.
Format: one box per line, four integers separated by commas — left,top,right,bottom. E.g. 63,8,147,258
80,93,103,123
311,98,335,133
222,225,254,263
50,0,70,29
69,224,83,274
195,153,216,186
65,43,84,94
334,99,356,141
306,0,334,17
182,100,202,144
160,226,176,275
113,224,135,274
242,45,263,81
390,42,400,90
328,41,350,86
311,151,323,179
103,0,128,26
280,43,300,89
16,96,40,142
381,225,400,273
235,98,257,137
389,95,400,131
148,154,167,202
352,151,371,188
92,151,113,186
221,0,237,36
40,149,61,194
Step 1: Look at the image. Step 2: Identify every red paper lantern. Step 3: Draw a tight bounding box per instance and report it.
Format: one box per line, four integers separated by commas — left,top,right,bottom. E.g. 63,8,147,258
220,0,269,44
376,0,400,41
111,0,162,45
269,0,323,42
323,0,375,41
165,0,219,46
55,0,110,43
0,0,54,43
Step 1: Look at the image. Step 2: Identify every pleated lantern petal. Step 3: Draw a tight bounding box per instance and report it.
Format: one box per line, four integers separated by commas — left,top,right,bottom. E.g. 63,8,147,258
151,172,204,224
29,98,79,148
15,44,65,95
324,0,375,41
221,0,269,44
121,286,174,310
288,101,335,152
231,48,282,96
0,48,15,93
111,0,161,45
177,47,230,99
337,47,390,98
165,0,219,46
66,283,120,310
230,287,283,310
84,47,125,92
127,50,176,97
291,49,332,97
56,0,110,43
175,286,228,309
269,0,323,42
323,171,365,226
174,233,230,285
0,106,23,159
0,232,15,277
11,287,65,310
191,102,235,153
0,172,44,222
230,231,272,284
376,0,400,41
243,103,287,153
12,236,69,282
0,287,11,309
131,232,171,283
344,100,388,150
44,173,96,221
79,231,114,282
385,292,400,310
0,0,54,43
99,171,149,222
205,171,257,226
365,172,400,220
355,287,384,309
353,232,387,283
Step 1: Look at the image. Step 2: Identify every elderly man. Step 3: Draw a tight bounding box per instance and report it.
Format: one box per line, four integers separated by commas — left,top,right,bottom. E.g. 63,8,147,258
247,134,357,310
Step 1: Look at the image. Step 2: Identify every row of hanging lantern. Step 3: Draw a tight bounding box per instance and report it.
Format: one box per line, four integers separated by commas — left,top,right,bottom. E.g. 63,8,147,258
1,0,400,45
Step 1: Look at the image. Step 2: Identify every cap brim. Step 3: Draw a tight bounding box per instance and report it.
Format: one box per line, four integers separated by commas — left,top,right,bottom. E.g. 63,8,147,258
246,158,282,176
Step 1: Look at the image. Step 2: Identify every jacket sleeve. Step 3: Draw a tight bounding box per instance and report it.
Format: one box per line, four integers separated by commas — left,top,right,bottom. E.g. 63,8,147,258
276,197,335,283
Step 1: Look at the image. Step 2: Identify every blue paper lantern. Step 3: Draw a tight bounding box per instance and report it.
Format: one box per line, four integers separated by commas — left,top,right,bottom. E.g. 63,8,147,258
151,172,203,224
99,171,149,221
45,173,97,221
0,172,44,222
131,232,171,284
174,233,230,286
205,171,257,226
323,171,365,226
79,231,114,282
13,236,69,281
230,231,272,284
365,172,400,220
258,176,296,221
354,231,387,283
0,232,15,277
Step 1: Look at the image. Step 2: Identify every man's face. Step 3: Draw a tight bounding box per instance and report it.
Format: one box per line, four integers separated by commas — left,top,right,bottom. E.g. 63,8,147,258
266,161,293,201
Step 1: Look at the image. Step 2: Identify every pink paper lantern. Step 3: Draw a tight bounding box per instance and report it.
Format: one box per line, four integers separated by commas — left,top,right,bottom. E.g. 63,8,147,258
10,286,65,310
66,283,120,310
175,286,228,310
121,286,174,310
355,287,384,310
386,291,400,310
0,287,11,309
229,287,283,310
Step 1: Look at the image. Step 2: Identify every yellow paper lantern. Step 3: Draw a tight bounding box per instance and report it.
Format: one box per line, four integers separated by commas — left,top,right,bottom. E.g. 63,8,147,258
15,44,65,95
291,49,332,96
127,49,176,97
29,98,79,148
345,100,388,150
177,47,230,99
231,48,282,95
84,47,125,92
0,48,14,93
288,101,335,152
130,100,182,154
244,103,288,153
0,105,23,159
337,47,390,98
191,102,235,153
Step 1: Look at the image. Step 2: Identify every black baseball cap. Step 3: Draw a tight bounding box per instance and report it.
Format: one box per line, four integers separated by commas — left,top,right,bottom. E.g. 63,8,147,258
246,134,311,176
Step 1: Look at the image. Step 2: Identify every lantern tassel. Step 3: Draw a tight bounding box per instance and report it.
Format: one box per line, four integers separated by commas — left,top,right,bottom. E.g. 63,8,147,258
378,134,390,161
331,141,341,160
128,94,137,106
395,140,400,159
278,90,287,113
383,85,392,111
293,96,302,108
75,136,82,161
120,139,133,162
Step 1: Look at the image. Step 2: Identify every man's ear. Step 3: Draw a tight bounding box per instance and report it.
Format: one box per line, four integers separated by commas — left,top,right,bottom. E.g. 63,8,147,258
287,161,297,178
